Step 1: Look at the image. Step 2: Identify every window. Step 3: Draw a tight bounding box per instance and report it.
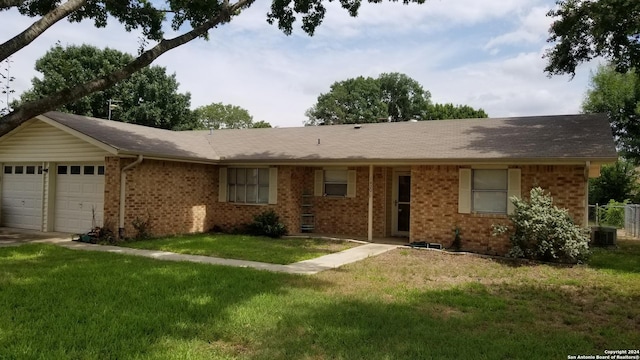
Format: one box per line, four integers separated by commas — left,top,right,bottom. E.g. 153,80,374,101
472,170,508,213
14,166,23,174
57,166,68,175
3,166,11,174
324,170,348,196
70,166,81,175
97,166,105,175
228,168,270,204
84,166,95,175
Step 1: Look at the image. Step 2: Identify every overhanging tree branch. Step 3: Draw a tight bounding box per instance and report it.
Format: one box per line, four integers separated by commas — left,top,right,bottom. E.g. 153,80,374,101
0,0,252,136
0,0,87,62
0,0,25,10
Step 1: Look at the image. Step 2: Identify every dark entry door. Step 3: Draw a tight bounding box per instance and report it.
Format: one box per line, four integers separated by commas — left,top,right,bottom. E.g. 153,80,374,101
397,175,411,233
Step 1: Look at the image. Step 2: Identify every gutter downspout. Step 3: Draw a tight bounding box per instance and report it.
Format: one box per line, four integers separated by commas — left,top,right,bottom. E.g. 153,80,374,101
119,155,143,238
585,161,590,227
368,165,374,242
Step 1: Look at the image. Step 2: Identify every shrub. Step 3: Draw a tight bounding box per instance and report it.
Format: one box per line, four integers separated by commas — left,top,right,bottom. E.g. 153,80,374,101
132,215,152,240
247,210,288,238
600,199,628,228
492,187,590,263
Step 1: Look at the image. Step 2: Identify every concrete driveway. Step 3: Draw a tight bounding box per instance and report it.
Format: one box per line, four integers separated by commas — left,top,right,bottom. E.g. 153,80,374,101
0,227,72,247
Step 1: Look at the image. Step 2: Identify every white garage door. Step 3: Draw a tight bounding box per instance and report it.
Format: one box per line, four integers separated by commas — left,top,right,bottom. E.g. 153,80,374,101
1,164,43,230
54,164,105,233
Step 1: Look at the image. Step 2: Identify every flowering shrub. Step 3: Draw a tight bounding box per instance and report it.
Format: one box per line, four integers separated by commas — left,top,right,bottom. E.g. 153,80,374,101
493,187,590,263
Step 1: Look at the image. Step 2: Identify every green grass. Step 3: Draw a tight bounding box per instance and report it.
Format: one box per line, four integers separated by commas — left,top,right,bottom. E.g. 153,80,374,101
119,233,358,264
589,239,640,274
0,241,639,359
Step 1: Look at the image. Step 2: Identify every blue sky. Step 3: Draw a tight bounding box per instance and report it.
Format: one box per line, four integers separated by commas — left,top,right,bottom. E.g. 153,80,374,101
2,0,599,127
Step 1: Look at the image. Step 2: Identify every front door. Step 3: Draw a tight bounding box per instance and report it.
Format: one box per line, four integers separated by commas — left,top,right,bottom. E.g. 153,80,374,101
393,172,411,236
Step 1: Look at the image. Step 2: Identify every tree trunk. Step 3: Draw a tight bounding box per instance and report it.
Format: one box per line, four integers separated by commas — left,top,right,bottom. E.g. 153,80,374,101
0,0,25,10
0,0,87,62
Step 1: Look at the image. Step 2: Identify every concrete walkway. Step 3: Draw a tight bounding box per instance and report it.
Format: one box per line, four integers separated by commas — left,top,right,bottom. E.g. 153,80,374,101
0,229,398,275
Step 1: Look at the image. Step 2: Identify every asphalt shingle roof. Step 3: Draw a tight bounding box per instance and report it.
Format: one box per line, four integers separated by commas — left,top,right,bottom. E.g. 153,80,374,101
42,112,617,163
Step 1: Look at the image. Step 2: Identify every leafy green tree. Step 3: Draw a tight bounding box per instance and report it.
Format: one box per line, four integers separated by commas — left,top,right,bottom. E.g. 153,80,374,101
582,65,640,160
589,159,639,205
17,44,195,130
378,72,431,121
545,0,640,76
0,0,427,135
306,76,387,125
252,120,272,128
426,103,488,120
194,102,253,129
306,73,486,125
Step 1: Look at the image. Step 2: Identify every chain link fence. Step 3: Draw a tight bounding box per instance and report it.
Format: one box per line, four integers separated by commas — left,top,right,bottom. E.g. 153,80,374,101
588,203,640,238
624,204,640,238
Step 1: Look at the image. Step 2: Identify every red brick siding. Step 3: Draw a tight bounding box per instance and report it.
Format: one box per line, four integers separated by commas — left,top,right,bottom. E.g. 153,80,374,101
121,159,216,237
409,165,587,255
305,166,386,237
520,165,586,224
103,158,587,256
103,156,121,234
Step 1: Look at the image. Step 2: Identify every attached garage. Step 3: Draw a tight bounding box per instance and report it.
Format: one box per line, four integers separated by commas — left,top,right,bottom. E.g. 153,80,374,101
0,116,112,233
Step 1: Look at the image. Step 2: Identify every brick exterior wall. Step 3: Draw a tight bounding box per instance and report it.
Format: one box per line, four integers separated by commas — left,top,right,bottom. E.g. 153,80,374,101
103,160,303,238
409,164,587,255
103,157,587,256
104,158,217,237
302,166,387,238
103,156,121,234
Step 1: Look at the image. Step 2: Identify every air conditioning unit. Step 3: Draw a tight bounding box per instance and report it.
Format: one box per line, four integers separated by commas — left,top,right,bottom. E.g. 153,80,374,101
591,226,617,246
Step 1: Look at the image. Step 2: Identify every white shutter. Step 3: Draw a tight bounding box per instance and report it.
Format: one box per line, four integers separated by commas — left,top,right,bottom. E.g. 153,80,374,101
268,167,278,204
346,170,357,198
218,167,227,203
314,170,323,196
458,169,471,214
507,168,521,215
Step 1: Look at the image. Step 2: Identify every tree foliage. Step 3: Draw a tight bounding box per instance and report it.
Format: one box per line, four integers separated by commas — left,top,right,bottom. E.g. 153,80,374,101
378,72,431,121
17,44,195,130
582,65,640,160
545,0,640,76
493,187,590,264
193,102,270,129
425,103,488,120
306,73,486,125
252,120,272,128
589,159,639,205
306,76,387,125
0,0,426,135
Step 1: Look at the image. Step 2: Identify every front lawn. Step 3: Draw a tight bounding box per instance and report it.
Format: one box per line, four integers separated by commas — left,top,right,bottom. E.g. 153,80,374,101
119,233,358,264
0,240,638,359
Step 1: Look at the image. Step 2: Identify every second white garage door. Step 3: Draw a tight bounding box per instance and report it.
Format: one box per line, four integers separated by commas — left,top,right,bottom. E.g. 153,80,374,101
54,164,104,233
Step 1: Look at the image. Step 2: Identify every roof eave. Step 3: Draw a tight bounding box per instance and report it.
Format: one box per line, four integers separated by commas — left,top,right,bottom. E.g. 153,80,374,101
116,150,219,164
216,156,619,167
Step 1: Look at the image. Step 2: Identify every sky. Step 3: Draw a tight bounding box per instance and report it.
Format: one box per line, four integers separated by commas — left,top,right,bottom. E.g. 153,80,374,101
1,0,600,128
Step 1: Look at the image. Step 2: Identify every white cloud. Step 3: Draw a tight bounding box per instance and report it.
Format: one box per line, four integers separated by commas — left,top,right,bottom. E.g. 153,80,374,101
484,6,552,52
